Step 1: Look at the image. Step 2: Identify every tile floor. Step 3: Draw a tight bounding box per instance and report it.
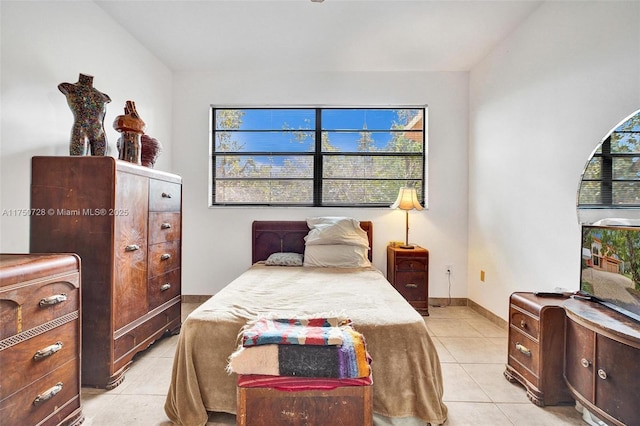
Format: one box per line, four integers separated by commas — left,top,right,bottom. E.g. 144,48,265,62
80,303,587,426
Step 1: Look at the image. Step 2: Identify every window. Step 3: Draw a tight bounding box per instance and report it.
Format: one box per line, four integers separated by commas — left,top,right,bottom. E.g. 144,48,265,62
579,111,640,207
211,107,426,207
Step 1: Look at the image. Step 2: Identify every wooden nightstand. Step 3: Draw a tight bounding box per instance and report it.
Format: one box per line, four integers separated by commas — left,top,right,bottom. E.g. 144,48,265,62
503,292,572,406
386,245,429,315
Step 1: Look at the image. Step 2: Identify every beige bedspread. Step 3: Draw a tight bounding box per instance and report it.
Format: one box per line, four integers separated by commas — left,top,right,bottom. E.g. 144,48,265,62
164,264,448,426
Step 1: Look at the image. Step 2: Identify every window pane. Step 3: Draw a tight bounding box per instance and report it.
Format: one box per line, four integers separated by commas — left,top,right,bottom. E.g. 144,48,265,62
322,131,423,153
324,156,423,179
216,109,315,131
215,180,313,204
578,181,601,204
323,180,423,205
216,155,313,178
322,108,423,131
612,157,640,180
215,131,314,153
610,132,640,153
582,157,601,179
613,182,640,204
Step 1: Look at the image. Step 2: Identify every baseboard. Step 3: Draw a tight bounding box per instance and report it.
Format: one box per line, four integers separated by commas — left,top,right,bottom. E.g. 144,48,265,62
466,299,508,329
181,294,212,303
429,297,467,307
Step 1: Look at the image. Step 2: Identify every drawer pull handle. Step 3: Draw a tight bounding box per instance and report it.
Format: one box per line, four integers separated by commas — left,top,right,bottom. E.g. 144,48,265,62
39,294,67,307
520,320,527,328
405,283,418,288
580,358,591,368
125,244,140,252
34,341,63,360
160,283,171,291
162,192,172,198
33,382,63,406
598,369,607,380
161,223,172,229
160,253,172,261
515,342,531,357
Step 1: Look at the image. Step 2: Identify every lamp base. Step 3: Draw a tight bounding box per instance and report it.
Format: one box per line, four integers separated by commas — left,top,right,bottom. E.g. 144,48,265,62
400,244,415,249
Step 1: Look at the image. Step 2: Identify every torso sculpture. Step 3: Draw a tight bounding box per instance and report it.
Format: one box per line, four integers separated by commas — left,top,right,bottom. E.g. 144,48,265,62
58,73,111,156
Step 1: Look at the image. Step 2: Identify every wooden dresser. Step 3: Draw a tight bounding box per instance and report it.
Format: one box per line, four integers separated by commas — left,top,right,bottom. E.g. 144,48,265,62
30,156,182,389
0,253,83,426
564,298,640,426
386,245,429,315
504,292,573,406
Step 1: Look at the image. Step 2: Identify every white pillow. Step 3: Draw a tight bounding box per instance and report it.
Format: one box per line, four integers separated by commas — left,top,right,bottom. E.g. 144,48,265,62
307,216,353,228
304,217,369,248
303,244,371,268
265,252,303,266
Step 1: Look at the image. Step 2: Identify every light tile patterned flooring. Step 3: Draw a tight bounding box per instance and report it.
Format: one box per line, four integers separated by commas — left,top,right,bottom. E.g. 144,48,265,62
80,303,586,425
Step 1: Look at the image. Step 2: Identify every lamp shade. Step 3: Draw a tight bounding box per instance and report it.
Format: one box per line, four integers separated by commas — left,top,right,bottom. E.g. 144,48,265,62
391,187,424,211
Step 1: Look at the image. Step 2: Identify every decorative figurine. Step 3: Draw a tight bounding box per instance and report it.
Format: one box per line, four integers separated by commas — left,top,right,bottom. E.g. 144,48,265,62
141,134,163,168
114,100,146,165
58,73,111,156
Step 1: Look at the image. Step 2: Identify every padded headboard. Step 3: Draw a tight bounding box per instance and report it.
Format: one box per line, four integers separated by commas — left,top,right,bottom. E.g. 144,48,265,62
252,220,373,264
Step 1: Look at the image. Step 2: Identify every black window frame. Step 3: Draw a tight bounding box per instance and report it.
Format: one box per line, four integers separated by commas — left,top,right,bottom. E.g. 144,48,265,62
210,106,427,207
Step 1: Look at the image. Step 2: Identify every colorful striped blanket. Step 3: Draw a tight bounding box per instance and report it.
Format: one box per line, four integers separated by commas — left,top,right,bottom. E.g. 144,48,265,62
241,317,346,347
230,317,371,379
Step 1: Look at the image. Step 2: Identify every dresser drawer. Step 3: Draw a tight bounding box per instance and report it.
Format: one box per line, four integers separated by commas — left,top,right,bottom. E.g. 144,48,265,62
510,307,540,340
0,319,79,399
114,302,181,362
149,212,181,244
148,241,181,278
149,180,181,212
0,273,79,340
148,269,181,310
508,330,540,385
0,358,80,426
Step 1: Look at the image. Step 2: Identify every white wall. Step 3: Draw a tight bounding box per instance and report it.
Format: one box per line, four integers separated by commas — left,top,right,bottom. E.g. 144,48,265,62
468,1,640,319
0,1,174,252
173,71,470,296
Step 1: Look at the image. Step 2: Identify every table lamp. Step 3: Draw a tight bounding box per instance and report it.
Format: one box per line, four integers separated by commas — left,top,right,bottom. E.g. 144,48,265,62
391,186,423,249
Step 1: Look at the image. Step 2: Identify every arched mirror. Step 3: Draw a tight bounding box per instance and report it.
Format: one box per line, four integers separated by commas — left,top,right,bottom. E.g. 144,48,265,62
578,109,640,224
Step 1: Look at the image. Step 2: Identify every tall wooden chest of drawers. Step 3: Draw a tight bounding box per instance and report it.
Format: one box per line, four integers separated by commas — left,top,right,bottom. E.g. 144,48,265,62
503,292,572,406
30,156,182,389
0,253,83,426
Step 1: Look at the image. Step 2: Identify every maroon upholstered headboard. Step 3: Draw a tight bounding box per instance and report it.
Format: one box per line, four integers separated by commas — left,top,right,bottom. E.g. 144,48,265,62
252,220,373,264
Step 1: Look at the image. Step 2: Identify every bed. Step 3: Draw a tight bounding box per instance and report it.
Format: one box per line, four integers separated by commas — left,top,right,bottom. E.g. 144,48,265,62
164,220,447,426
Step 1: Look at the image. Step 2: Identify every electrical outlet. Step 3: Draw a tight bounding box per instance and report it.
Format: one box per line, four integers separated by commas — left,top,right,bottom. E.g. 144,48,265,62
445,264,453,275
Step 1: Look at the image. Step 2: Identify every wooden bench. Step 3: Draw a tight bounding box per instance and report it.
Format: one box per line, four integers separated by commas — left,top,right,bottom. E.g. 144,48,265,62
237,384,373,426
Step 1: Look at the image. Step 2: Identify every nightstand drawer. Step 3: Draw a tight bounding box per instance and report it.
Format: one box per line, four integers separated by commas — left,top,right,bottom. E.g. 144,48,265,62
395,258,426,272
395,272,427,301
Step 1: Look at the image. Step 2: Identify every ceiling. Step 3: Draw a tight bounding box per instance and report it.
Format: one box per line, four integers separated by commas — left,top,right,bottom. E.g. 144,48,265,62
95,0,543,73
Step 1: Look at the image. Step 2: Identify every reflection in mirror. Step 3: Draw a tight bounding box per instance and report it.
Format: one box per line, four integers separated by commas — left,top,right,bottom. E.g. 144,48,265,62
578,109,640,224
